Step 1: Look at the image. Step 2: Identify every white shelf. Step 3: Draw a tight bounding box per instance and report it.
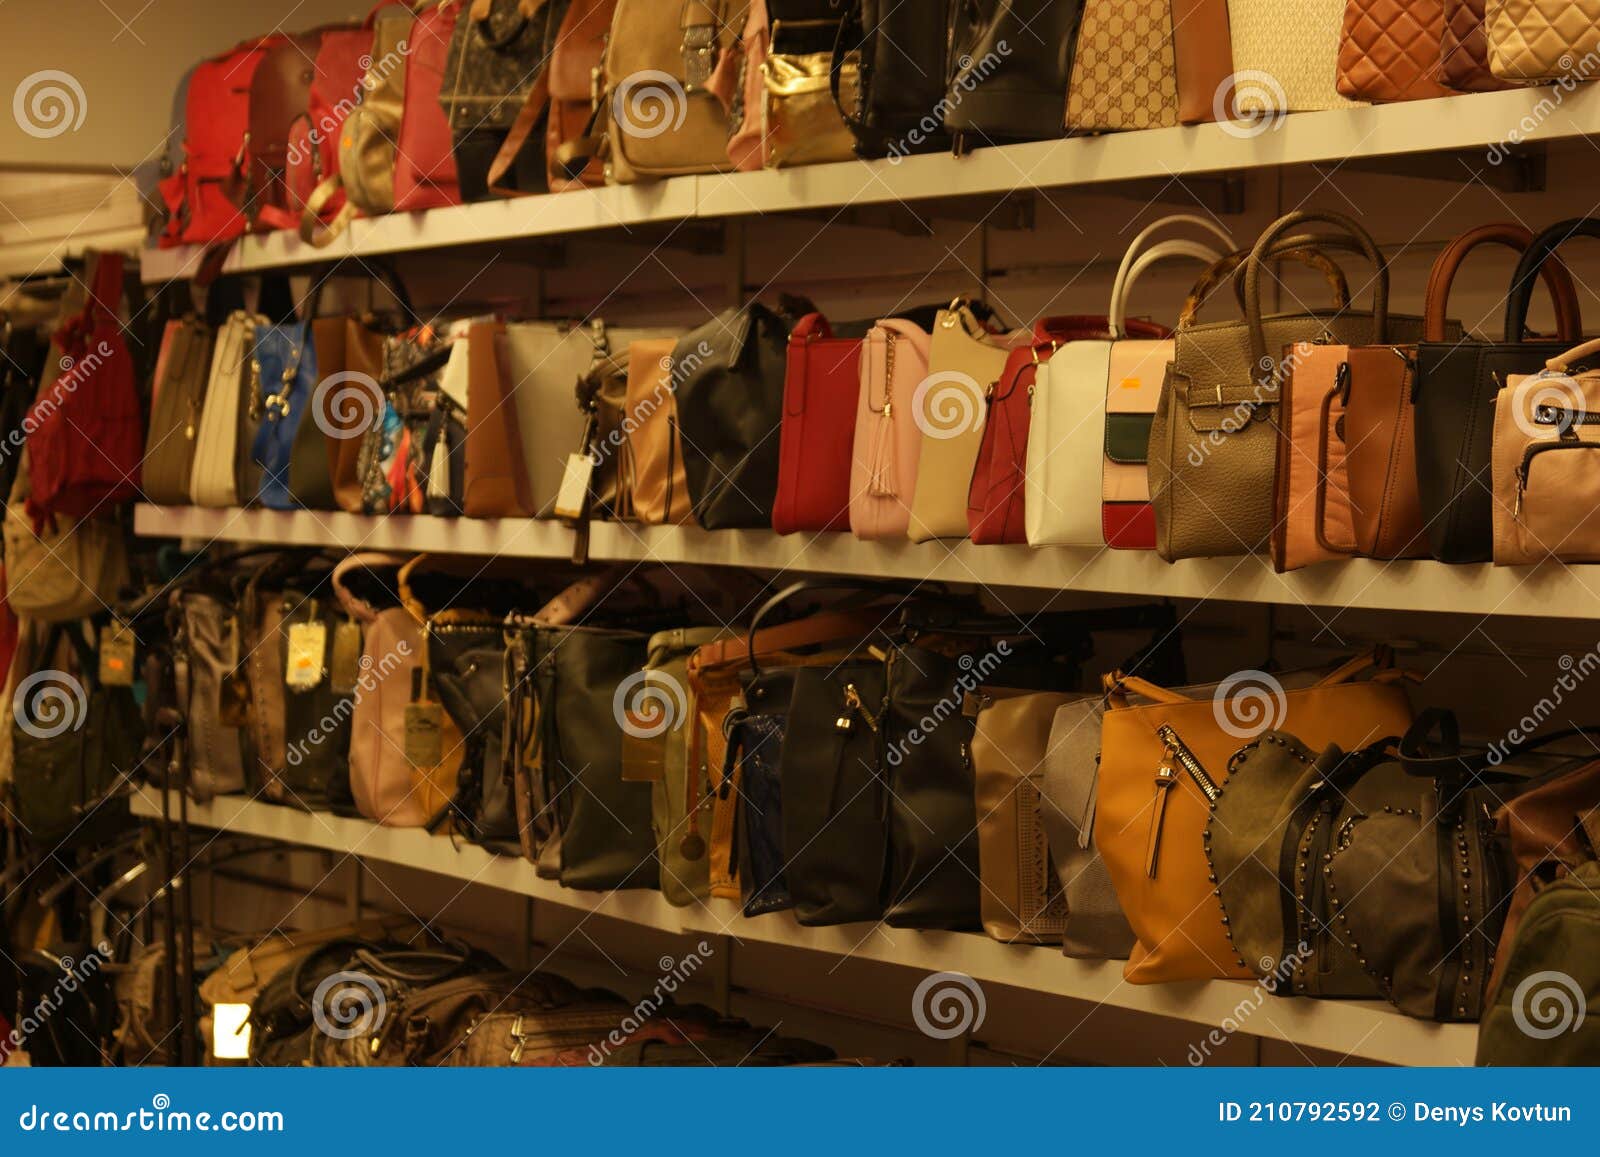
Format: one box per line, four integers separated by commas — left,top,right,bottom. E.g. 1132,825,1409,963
138,87,1600,283
129,789,1477,1066
137,502,1600,619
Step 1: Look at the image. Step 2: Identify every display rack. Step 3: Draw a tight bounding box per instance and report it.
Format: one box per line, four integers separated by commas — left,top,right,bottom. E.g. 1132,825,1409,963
129,789,1478,1066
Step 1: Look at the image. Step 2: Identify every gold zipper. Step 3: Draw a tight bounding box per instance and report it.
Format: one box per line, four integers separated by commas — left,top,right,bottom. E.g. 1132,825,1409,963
1145,725,1220,878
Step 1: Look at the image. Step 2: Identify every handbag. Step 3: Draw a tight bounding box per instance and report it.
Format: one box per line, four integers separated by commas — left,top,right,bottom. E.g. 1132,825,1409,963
1095,649,1413,983
971,691,1077,944
545,0,614,191
1274,342,1357,570
1226,0,1359,114
3,453,129,624
907,302,1030,542
1486,0,1600,80
1336,0,1455,102
625,337,693,525
673,303,794,530
292,316,389,512
174,589,246,801
1414,220,1587,562
142,317,215,506
439,0,569,200
831,0,952,158
1439,0,1514,90
247,31,326,231
1024,218,1229,549
848,316,930,540
289,18,384,238
358,327,456,516
1150,210,1428,561
1493,336,1600,564
1066,0,1181,132
394,0,463,212
250,315,318,510
773,312,862,535
189,311,265,508
760,7,859,168
946,1,1084,147
463,319,535,518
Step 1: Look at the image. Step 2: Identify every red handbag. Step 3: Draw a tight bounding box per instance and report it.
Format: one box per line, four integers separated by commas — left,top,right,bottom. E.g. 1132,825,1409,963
24,253,142,524
772,313,861,535
248,31,325,232
967,315,1163,545
286,23,373,229
394,0,462,212
157,35,287,248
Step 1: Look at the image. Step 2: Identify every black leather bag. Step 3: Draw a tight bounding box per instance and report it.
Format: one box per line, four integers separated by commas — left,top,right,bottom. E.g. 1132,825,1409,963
432,637,520,851
833,0,953,158
1413,219,1588,563
276,580,359,816
725,677,795,918
945,0,1082,149
672,303,793,530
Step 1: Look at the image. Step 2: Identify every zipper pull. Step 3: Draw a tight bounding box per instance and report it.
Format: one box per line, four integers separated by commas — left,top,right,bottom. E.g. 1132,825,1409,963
1514,465,1526,519
837,683,880,733
1146,756,1178,878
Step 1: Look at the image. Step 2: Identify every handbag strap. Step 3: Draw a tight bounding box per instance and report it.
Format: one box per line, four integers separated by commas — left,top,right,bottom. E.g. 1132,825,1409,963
1423,223,1582,343
1544,336,1600,373
331,552,412,623
1314,375,1357,556
1177,237,1353,329
1109,214,1235,332
688,609,885,679
1103,647,1393,709
1244,210,1389,376
1506,218,1600,340
1109,238,1227,335
789,312,833,342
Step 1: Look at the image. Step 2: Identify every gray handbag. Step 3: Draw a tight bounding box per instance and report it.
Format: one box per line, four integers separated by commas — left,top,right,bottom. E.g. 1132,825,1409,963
174,590,246,801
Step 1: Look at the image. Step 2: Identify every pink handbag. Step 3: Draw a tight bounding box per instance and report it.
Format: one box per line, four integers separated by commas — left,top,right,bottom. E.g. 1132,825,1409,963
848,317,932,541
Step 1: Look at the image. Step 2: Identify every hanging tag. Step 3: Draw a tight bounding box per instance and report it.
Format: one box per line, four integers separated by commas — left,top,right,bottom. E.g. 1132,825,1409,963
553,452,594,520
330,619,363,694
285,621,328,691
405,701,444,767
98,623,136,687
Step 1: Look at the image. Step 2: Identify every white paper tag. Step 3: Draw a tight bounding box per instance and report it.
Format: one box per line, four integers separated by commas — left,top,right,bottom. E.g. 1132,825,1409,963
552,452,594,520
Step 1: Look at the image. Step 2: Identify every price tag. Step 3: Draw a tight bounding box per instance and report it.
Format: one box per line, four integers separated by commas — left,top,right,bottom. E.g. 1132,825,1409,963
285,621,327,691
98,624,136,687
552,452,594,520
330,619,363,694
404,701,444,767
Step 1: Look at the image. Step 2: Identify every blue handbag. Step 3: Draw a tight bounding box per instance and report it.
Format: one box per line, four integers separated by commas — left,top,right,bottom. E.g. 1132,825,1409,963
250,319,317,510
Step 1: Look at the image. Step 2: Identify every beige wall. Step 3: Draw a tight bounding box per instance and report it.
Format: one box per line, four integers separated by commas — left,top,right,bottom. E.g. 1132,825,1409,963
0,0,373,171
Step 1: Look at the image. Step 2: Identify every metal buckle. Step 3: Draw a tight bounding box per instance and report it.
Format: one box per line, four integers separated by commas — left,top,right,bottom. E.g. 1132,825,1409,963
682,24,716,88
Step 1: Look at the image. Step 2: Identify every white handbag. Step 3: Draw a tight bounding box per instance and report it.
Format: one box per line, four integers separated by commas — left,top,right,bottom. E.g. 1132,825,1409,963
188,310,266,508
1026,217,1232,549
1226,0,1359,116
497,320,688,516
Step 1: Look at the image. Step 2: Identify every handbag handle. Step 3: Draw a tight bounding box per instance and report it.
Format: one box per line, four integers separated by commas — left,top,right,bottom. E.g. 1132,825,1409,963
1109,239,1228,335
1109,214,1236,332
331,552,412,624
471,0,542,50
744,578,942,677
1423,223,1582,343
1314,376,1357,556
1505,218,1600,340
1177,237,1354,329
1102,647,1394,709
1544,336,1600,372
789,312,834,342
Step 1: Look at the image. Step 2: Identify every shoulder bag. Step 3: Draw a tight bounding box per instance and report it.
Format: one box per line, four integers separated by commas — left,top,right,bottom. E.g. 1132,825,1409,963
1274,341,1357,570
189,310,266,508
544,0,614,191
394,0,463,211
296,315,390,513
1439,0,1513,90
848,316,930,540
625,337,693,525
773,312,861,535
1486,0,1600,80
830,0,951,157
1095,649,1413,983
142,317,215,506
1066,0,1180,132
944,0,1081,148
1336,0,1454,102
759,2,858,168
463,318,535,518
246,31,326,231
250,314,319,510
1414,220,1587,562
287,24,371,229
1225,0,1359,115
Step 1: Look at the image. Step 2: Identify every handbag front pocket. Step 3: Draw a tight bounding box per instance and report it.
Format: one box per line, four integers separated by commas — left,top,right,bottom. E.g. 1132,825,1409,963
1511,439,1600,562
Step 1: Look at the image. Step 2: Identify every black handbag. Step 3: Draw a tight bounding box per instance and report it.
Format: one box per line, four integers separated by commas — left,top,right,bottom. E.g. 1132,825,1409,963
276,579,359,816
944,0,1082,150
431,637,519,850
672,303,794,530
1413,219,1588,563
832,0,954,158
724,686,794,918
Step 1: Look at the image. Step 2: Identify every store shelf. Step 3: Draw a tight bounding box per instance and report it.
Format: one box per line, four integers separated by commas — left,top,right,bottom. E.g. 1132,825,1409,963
138,86,1600,283
138,502,1600,619
128,789,1478,1066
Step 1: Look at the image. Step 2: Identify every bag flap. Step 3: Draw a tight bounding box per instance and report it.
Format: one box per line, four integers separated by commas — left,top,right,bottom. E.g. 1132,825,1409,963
1104,413,1154,465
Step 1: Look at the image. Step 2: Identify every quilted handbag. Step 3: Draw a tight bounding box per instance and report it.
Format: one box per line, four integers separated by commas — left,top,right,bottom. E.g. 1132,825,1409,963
1337,0,1455,101
394,0,462,212
1066,0,1181,132
1486,0,1600,80
1440,0,1514,89
848,317,930,540
1227,0,1360,114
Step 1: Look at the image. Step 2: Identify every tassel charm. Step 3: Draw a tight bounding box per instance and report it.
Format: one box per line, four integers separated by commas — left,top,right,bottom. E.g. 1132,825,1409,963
427,423,449,500
867,408,897,498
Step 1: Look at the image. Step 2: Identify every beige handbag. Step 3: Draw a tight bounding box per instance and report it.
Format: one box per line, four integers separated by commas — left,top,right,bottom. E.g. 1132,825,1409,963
625,338,694,525
1486,0,1600,80
4,451,128,623
142,318,214,506
1227,0,1361,114
189,311,266,508
1493,337,1600,564
1065,0,1182,131
907,303,1028,542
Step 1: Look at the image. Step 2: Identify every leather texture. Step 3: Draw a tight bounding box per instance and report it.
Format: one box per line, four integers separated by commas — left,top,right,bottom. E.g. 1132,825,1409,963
288,26,369,230
547,0,614,190
837,0,953,157
3,453,128,624
848,317,930,540
1338,345,1430,558
1172,0,1235,122
1440,0,1514,89
394,0,462,211
247,32,324,231
625,338,693,525
250,319,318,511
1228,0,1361,111
464,318,535,518
972,692,1075,944
945,0,1082,143
1026,340,1113,548
773,313,860,534
759,4,858,167
1066,0,1180,131
307,316,386,514
1413,221,1586,562
1096,655,1413,984
1486,0,1600,80
176,591,245,801
142,318,215,505
1274,343,1357,571
1337,0,1455,101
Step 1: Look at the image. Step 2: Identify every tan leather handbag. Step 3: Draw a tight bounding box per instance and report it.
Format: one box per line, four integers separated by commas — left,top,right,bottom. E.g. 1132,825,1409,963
1324,345,1431,559
971,690,1075,945
1273,342,1356,571
1336,0,1455,102
1440,0,1514,89
907,303,1028,542
1066,0,1182,131
1493,337,1600,564
313,316,387,515
1096,651,1413,984
1487,0,1600,81
625,338,693,525
463,318,535,519
142,318,214,506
